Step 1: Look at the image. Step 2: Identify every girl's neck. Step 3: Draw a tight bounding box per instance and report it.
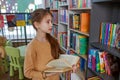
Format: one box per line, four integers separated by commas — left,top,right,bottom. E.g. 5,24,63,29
35,32,47,42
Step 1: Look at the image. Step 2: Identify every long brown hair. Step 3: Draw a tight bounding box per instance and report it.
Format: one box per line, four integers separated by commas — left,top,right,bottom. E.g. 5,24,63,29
31,8,64,59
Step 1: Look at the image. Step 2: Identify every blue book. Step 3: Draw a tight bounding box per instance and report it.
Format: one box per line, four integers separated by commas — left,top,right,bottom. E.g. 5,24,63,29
101,23,106,44
105,23,110,45
80,57,85,71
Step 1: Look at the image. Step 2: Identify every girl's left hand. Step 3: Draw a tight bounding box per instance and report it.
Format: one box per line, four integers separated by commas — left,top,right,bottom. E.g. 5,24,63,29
72,64,77,72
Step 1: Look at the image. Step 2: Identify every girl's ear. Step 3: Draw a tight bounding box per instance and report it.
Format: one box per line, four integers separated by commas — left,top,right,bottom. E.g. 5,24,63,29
33,22,39,29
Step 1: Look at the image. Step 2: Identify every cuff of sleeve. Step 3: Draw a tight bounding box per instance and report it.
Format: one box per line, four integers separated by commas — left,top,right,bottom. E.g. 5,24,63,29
42,71,47,79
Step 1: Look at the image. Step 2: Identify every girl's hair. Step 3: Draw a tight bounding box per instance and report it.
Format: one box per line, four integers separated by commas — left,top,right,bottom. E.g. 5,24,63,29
31,9,65,59
31,8,52,30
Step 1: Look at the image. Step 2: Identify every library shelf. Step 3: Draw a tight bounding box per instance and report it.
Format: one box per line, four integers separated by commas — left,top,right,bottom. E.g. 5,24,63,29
59,22,68,25
59,4,68,7
61,46,67,52
88,67,115,80
69,29,89,37
93,0,120,3
70,48,87,61
69,8,91,11
90,42,120,58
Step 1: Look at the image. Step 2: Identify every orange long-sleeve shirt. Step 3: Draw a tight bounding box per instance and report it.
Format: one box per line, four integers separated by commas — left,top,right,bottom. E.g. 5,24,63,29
24,38,59,80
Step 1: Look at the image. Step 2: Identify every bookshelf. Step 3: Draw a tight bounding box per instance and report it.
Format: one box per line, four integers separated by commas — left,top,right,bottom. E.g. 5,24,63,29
87,0,120,80
45,0,69,79
58,1,69,79
58,0,68,51
68,0,91,80
44,0,59,39
45,0,92,80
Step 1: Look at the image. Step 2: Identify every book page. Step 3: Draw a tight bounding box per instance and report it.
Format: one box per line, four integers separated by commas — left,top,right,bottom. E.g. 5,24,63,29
59,54,80,66
46,58,72,68
45,54,79,73
46,54,80,68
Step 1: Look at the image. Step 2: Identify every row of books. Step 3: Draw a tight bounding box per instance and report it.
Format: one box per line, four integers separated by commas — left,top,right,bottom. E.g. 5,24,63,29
58,32,67,49
59,0,68,6
50,0,59,9
59,9,68,23
51,25,58,38
88,49,120,76
69,0,91,9
100,23,120,50
0,14,31,28
70,32,88,55
51,11,58,24
69,12,90,33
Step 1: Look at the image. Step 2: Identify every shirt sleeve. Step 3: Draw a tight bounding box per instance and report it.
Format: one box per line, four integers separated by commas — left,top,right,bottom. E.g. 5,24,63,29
24,45,43,79
0,46,6,58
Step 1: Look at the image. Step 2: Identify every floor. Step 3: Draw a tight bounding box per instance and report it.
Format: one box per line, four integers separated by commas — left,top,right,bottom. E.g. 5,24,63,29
0,70,31,80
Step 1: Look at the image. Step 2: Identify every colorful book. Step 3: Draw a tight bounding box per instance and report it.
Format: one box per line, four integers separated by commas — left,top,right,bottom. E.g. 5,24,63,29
111,24,117,47
115,24,120,50
98,52,105,73
108,23,112,46
95,50,100,72
103,52,111,75
101,23,106,44
80,13,90,33
104,23,110,45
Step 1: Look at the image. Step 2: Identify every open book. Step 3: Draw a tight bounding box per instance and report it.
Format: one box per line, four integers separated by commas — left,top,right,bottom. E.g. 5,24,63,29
44,54,80,73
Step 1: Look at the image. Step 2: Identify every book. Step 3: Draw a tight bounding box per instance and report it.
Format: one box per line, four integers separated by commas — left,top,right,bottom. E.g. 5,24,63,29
44,54,80,73
80,12,90,33
115,24,120,50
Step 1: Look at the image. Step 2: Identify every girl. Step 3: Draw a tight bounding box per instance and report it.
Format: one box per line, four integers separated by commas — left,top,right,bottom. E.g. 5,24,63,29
24,8,77,80
24,9,65,80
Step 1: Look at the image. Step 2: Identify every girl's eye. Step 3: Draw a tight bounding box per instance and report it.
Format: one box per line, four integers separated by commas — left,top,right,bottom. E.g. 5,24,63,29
47,20,52,24
51,21,53,23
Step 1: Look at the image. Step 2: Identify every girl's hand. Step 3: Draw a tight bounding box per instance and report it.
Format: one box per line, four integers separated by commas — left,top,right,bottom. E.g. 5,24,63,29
72,62,80,73
72,64,77,73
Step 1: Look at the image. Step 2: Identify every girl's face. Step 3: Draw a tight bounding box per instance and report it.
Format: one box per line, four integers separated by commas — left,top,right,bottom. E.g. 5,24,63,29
35,14,53,34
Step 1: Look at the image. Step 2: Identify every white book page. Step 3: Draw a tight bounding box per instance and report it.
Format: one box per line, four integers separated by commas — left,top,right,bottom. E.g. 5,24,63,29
59,54,80,66
46,59,72,68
